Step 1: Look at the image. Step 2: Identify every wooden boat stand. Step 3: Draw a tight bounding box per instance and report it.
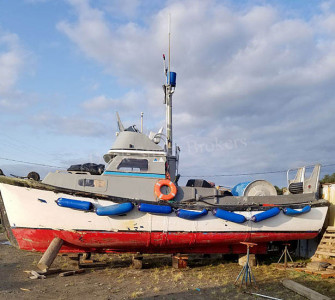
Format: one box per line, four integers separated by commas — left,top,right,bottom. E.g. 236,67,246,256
235,242,257,287
277,243,293,269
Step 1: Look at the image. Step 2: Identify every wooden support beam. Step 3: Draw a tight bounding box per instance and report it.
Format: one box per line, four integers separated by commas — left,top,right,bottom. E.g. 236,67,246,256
172,254,188,269
131,254,143,269
238,254,256,267
37,237,63,272
59,269,85,277
282,279,331,300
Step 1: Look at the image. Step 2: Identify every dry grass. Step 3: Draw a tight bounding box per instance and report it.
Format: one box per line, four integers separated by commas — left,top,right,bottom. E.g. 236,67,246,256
4,245,333,300
172,271,184,282
130,290,144,298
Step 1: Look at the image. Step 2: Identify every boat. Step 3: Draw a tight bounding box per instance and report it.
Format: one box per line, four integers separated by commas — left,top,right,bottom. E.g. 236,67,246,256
0,54,329,255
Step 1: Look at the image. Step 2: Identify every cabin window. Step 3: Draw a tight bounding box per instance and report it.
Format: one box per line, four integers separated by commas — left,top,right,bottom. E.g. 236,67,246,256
78,179,94,187
117,158,148,172
78,179,106,188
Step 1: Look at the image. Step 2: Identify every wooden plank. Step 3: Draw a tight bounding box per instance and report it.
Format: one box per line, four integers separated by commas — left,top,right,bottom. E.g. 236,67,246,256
322,233,335,238
282,279,331,300
303,270,315,275
321,273,335,279
131,255,143,269
297,268,335,279
320,239,335,242
319,243,335,246
311,257,335,264
317,245,335,251
319,239,335,243
321,239,335,243
0,193,19,248
315,250,335,257
294,268,305,273
59,269,85,277
321,240,335,244
172,254,188,269
315,250,335,255
319,238,335,242
306,262,326,271
37,237,63,272
326,226,335,231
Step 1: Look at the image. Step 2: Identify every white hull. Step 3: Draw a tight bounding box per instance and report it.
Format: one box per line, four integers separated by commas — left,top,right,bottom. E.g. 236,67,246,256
0,183,327,233
0,183,328,253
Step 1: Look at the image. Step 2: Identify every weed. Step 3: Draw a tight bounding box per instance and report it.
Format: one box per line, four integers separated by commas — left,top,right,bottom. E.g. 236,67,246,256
130,290,144,298
172,272,183,282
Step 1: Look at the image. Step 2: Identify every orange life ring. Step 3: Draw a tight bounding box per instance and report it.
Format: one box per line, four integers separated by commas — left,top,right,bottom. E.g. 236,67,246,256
154,179,177,201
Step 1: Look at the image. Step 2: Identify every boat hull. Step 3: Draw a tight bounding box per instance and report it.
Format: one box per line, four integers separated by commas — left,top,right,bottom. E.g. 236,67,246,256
11,228,317,254
0,182,328,254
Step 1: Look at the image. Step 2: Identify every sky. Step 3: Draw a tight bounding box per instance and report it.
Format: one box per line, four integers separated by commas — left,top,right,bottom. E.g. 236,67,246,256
0,0,335,188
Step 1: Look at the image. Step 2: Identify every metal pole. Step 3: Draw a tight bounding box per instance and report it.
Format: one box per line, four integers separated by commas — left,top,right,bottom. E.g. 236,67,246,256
168,13,171,85
166,89,173,155
166,13,173,156
246,245,250,286
141,112,143,133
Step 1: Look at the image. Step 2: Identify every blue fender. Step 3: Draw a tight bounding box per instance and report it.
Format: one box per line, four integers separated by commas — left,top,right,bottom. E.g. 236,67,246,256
96,202,134,216
57,198,93,211
138,203,172,214
176,208,208,220
251,207,281,222
283,205,311,216
212,209,247,223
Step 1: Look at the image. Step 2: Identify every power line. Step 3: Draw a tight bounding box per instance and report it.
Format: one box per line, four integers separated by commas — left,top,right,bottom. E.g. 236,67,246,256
0,157,64,169
322,163,335,168
181,163,335,178
1,155,335,177
180,170,287,178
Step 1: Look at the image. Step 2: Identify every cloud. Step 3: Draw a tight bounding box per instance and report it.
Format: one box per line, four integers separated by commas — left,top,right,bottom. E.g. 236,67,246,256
0,31,24,93
82,91,139,112
57,0,335,186
101,0,141,19
82,94,112,111
32,112,106,137
57,0,114,65
0,28,31,111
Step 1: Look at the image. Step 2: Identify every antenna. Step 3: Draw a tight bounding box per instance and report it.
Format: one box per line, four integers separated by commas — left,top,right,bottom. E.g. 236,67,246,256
163,13,176,157
116,112,125,132
168,13,171,85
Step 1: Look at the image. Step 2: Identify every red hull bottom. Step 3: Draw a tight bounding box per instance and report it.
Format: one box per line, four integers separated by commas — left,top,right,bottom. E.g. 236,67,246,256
11,228,318,254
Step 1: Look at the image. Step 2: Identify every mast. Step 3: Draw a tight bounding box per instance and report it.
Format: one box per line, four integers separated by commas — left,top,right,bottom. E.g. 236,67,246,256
164,14,176,157
140,112,144,133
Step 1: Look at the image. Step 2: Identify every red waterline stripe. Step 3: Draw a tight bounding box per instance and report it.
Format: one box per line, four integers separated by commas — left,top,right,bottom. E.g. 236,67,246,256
11,228,318,254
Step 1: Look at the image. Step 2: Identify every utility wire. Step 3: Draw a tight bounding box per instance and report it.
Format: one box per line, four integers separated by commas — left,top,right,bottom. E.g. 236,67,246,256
0,157,64,169
180,170,287,178
0,155,335,177
181,163,335,178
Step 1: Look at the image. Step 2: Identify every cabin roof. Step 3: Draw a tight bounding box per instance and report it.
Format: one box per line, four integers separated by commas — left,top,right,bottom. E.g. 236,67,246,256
111,131,164,152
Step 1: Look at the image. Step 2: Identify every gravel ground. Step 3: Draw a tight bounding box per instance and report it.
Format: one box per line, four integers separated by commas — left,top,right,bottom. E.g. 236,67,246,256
0,232,334,300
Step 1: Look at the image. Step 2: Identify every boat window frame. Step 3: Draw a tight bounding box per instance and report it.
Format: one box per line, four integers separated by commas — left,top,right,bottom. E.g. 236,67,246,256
117,158,149,172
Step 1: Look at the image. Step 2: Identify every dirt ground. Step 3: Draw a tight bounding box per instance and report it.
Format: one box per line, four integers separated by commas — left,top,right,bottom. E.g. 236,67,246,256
0,232,334,300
